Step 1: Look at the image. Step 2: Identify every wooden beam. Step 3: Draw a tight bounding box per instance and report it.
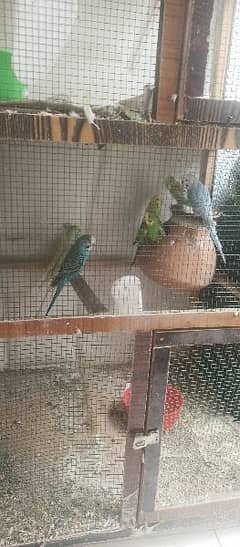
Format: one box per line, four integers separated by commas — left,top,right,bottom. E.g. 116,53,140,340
139,497,240,528
122,332,152,528
2,111,240,148
154,327,240,347
185,0,215,97
154,0,188,123
140,346,170,513
176,0,194,119
184,97,240,125
0,310,240,339
199,150,216,191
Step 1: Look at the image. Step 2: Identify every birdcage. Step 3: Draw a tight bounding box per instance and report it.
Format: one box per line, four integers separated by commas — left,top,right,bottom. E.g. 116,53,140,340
1,0,240,545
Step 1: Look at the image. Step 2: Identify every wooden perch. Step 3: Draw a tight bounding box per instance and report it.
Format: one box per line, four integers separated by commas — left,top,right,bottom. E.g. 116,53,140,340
71,275,108,314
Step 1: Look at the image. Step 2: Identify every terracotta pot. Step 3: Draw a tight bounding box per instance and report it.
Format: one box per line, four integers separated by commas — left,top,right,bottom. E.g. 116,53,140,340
136,210,217,290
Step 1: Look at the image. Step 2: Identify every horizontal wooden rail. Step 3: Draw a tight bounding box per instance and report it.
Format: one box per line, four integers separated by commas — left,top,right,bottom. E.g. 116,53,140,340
1,112,240,148
0,310,240,338
139,496,240,528
184,98,240,125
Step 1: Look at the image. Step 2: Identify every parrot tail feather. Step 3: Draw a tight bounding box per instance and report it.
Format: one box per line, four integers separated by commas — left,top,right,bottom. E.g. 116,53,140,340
45,278,66,316
209,222,226,265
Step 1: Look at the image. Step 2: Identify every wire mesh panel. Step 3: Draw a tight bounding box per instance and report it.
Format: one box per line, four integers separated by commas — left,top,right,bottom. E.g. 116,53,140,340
0,0,161,109
156,342,240,510
200,149,240,309
204,0,240,101
0,331,134,544
1,142,240,320
203,0,235,99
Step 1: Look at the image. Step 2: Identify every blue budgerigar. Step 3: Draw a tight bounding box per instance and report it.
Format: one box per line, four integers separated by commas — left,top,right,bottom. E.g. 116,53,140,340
187,181,226,264
45,234,93,316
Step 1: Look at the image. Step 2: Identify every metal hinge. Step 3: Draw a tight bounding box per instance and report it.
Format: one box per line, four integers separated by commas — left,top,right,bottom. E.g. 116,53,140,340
133,429,159,450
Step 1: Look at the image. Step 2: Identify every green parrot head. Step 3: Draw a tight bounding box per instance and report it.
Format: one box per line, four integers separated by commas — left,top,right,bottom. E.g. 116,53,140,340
144,211,154,224
148,195,161,213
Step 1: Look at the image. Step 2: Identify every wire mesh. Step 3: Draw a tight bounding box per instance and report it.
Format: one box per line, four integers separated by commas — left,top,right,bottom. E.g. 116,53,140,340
204,0,240,100
0,0,161,109
1,142,240,319
0,331,133,544
156,342,240,510
224,0,240,100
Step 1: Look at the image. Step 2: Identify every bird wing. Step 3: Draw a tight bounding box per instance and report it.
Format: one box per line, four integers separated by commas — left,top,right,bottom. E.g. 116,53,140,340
188,182,213,221
53,240,86,285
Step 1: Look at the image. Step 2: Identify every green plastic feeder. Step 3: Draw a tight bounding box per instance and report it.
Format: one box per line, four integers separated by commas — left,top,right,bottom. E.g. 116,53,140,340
0,49,27,100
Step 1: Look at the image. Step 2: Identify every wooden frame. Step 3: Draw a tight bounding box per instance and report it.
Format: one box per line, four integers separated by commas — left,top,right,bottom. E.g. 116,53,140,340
184,0,215,98
177,0,240,125
139,346,170,514
138,327,240,528
3,111,240,148
184,97,240,124
122,332,153,527
1,310,240,339
154,0,188,123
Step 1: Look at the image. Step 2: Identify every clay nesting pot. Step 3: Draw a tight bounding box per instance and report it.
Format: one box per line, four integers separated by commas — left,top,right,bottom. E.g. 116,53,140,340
136,210,217,290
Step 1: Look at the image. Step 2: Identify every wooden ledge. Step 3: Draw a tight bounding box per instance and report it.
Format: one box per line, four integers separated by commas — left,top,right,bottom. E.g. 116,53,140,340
0,310,240,338
1,111,240,148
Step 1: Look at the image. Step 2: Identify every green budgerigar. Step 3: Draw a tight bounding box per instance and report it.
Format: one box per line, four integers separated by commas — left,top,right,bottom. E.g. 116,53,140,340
133,195,165,248
165,175,189,207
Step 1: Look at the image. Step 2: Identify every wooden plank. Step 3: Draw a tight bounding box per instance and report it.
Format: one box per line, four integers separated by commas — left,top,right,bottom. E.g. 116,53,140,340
184,97,240,125
13,528,133,547
199,150,216,190
1,111,240,148
154,0,188,123
122,332,152,528
140,347,170,514
154,327,240,348
138,497,240,529
1,310,240,339
185,0,215,97
176,0,194,119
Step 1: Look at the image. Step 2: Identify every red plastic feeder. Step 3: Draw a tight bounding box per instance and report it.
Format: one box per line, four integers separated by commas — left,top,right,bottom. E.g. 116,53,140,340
122,383,184,432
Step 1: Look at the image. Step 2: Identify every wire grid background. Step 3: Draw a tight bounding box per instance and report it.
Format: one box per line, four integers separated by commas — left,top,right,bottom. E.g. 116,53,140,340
1,143,240,320
204,0,240,100
156,342,240,510
0,0,161,106
0,331,133,544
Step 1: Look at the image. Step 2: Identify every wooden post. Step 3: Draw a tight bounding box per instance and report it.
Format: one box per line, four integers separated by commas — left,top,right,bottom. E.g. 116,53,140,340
139,346,170,515
154,0,188,123
122,332,153,527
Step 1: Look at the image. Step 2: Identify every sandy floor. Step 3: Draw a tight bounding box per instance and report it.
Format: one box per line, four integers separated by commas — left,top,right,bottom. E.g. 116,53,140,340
0,366,240,544
157,399,240,508
0,365,129,545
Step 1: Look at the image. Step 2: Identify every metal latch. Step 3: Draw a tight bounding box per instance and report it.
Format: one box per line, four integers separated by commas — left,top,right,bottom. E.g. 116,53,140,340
133,429,159,450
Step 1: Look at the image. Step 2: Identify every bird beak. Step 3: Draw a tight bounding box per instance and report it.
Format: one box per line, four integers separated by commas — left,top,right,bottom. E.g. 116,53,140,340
91,236,96,246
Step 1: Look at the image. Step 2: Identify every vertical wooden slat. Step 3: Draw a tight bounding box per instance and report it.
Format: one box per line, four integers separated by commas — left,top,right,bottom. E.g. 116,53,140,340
208,0,235,99
176,0,194,119
121,331,153,528
154,0,188,123
139,345,170,515
200,150,217,191
186,0,215,97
